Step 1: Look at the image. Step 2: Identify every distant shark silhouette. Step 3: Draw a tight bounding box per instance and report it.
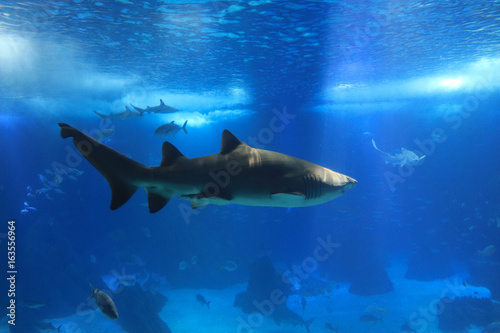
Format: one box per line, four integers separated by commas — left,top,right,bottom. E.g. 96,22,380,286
372,139,425,167
130,99,179,115
94,106,141,120
59,123,357,213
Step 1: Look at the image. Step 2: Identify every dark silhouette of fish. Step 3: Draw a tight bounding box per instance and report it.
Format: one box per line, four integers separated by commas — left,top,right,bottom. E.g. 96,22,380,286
301,296,307,313
154,120,188,138
90,283,119,319
131,99,179,115
325,322,339,332
58,123,357,213
196,294,210,309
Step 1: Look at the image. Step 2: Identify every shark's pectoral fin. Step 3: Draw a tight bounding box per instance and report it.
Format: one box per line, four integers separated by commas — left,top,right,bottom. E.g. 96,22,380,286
146,190,170,213
110,179,139,210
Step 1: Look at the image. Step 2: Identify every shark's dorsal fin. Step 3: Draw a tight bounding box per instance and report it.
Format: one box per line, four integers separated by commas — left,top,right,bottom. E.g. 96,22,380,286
220,130,245,155
161,141,186,167
160,99,165,105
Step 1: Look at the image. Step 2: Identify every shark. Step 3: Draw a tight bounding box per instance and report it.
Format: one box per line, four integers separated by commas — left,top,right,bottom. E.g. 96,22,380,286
59,123,357,213
372,139,426,167
272,305,315,333
130,99,179,115
94,106,141,120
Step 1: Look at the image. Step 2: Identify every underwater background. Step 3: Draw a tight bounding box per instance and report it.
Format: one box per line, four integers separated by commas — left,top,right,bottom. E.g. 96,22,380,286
1,1,500,332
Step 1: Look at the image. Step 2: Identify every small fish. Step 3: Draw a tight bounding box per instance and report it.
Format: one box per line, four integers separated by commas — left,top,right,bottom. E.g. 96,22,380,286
478,245,496,256
90,283,119,319
179,261,188,270
154,120,188,138
360,313,383,322
325,322,339,332
301,296,307,312
67,175,78,181
363,305,387,315
114,274,136,287
221,260,238,272
20,209,29,214
19,299,48,309
196,294,210,309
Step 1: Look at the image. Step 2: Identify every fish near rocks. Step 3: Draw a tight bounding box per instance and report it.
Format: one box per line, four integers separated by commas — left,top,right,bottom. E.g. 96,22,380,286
90,283,119,319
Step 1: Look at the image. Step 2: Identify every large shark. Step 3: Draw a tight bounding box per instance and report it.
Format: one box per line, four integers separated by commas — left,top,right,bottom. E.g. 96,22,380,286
59,123,357,213
130,99,179,115
372,139,425,167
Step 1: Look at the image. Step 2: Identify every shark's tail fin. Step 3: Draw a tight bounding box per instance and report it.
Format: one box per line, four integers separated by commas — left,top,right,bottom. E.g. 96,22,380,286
182,120,188,134
59,123,148,210
305,317,315,333
130,104,145,116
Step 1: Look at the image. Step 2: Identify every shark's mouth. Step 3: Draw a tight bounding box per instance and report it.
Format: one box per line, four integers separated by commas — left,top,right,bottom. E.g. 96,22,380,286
304,174,323,200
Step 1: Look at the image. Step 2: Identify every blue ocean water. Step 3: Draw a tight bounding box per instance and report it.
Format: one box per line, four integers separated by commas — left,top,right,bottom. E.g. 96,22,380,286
1,1,500,332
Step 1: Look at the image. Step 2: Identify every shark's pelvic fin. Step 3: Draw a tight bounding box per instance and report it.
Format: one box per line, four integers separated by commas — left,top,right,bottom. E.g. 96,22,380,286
59,123,148,210
220,129,245,155
146,191,169,213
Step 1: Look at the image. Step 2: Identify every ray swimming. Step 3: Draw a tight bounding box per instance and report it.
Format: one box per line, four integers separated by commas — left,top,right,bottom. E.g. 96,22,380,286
59,123,356,213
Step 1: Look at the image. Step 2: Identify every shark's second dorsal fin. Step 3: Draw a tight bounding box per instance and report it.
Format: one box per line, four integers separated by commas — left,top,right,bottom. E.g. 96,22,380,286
161,141,186,167
220,130,245,155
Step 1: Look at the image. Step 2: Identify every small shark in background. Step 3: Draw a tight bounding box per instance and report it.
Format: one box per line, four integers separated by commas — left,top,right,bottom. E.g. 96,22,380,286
131,99,179,115
371,139,426,167
94,106,141,120
154,120,188,138
272,305,315,333
59,123,357,212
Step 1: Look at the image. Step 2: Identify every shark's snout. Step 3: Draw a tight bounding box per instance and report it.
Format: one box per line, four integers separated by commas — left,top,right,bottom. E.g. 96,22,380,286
345,176,357,190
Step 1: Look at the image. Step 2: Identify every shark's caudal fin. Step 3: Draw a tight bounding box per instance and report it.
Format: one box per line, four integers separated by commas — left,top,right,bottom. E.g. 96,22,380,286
59,123,149,210
305,317,315,333
182,120,188,134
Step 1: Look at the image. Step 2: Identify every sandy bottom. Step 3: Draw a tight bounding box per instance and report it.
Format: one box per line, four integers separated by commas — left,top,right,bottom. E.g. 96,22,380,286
0,262,488,333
